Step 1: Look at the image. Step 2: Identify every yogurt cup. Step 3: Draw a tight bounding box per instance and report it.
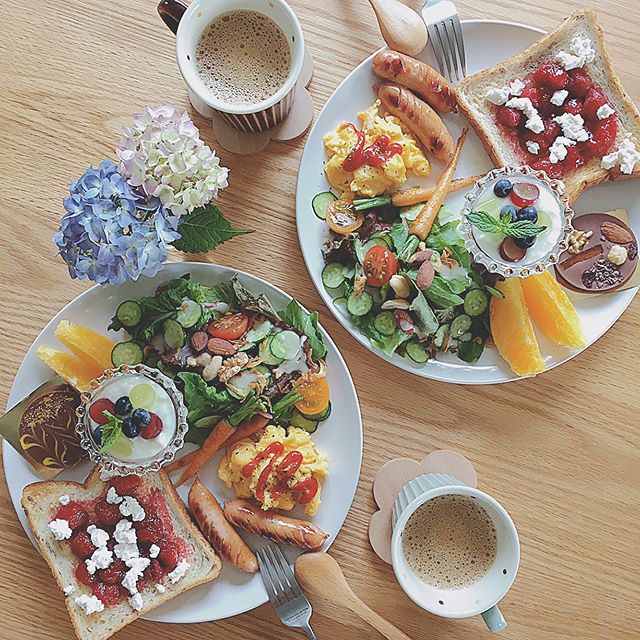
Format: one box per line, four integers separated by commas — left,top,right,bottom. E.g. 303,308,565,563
461,165,575,278
76,365,188,476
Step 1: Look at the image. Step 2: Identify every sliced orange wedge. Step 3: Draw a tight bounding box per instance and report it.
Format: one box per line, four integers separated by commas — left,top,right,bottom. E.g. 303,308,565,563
54,320,115,371
36,346,104,391
521,270,586,349
490,278,545,378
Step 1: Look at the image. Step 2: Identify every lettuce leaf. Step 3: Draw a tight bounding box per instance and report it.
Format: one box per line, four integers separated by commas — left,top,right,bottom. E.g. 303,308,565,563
279,299,327,361
424,276,465,308
232,276,280,321
177,372,238,424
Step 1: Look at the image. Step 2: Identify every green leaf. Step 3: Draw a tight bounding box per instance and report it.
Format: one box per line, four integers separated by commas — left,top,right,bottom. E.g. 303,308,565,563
279,299,327,361
425,276,465,308
458,340,484,363
410,289,439,335
503,221,547,239
467,210,504,234
172,205,252,253
388,222,409,252
232,276,280,322
100,411,122,452
177,372,238,424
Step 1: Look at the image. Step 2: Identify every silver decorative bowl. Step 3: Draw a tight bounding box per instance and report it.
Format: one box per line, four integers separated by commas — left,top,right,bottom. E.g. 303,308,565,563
461,165,575,279
76,364,188,476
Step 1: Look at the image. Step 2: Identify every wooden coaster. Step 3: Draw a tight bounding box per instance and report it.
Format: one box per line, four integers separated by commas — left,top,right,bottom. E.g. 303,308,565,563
368,450,477,564
189,46,315,156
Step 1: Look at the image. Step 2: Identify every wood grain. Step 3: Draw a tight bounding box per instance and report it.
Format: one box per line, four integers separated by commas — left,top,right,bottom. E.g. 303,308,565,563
1,1,639,639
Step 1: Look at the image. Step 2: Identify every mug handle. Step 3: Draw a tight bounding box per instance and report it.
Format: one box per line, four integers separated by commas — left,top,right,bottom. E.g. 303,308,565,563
481,605,507,633
157,0,188,35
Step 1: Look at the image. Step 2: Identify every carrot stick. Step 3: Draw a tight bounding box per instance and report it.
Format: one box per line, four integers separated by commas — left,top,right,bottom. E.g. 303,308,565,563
176,418,235,487
165,449,199,474
408,128,468,240
391,174,481,208
224,414,269,449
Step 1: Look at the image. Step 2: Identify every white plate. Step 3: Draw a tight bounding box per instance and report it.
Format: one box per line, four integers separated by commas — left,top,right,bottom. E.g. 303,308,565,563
2,262,363,623
296,20,639,384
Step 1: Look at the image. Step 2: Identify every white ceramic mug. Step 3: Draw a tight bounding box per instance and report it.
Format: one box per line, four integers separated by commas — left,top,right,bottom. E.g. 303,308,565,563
391,473,520,633
157,0,305,133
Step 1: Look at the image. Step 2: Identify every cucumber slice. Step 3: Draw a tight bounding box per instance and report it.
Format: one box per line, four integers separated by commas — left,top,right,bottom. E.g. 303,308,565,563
115,301,142,328
362,237,391,255
463,289,489,317
253,365,272,382
333,296,348,314
373,311,396,336
346,291,374,317
312,191,337,220
405,340,429,364
194,415,221,430
322,263,346,289
226,369,261,399
400,203,426,222
342,263,356,280
288,409,318,434
270,330,302,360
245,318,273,343
111,341,144,367
433,324,450,349
176,299,202,328
163,318,185,349
259,337,284,366
301,401,332,422
450,314,472,338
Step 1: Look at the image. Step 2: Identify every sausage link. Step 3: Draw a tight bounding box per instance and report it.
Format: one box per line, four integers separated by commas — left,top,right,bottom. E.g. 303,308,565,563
372,50,458,113
189,479,259,573
223,499,329,550
377,82,455,163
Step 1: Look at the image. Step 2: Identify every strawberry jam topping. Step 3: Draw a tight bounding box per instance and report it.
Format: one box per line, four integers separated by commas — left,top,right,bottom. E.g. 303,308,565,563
51,483,188,608
493,63,617,177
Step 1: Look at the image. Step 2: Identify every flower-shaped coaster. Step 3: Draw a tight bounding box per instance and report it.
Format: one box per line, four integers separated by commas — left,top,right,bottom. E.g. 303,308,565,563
188,46,315,156
369,450,477,564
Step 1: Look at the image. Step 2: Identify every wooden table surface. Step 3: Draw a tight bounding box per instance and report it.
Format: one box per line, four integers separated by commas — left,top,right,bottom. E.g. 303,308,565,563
1,0,639,638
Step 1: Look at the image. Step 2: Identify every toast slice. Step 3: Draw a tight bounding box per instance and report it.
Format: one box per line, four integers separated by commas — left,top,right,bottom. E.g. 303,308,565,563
457,9,640,202
22,467,221,640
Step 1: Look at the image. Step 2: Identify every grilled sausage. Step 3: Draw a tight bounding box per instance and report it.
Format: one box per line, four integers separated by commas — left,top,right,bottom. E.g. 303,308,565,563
189,479,259,573
223,499,329,550
377,82,455,163
372,50,458,113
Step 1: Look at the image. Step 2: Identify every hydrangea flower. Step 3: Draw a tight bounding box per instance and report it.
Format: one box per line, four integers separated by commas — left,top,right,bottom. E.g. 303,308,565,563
54,160,180,286
116,104,229,218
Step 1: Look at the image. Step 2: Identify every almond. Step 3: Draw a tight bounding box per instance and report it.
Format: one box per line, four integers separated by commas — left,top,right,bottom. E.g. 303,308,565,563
416,260,435,290
207,338,236,356
408,250,433,266
601,221,633,244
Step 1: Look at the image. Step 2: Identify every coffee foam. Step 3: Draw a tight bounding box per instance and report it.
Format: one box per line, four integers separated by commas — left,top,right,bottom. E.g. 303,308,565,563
402,494,497,590
195,10,292,107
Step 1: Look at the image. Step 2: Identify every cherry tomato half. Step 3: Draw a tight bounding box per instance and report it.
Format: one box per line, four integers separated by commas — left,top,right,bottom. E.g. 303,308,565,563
326,200,364,235
363,245,398,287
295,377,330,415
207,313,249,340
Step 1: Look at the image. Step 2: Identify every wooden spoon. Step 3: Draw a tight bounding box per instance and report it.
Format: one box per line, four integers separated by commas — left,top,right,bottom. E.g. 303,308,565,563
367,0,428,56
295,551,414,640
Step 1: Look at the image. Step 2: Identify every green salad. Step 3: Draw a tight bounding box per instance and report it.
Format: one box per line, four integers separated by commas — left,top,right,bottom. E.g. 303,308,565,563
320,202,501,365
107,275,331,444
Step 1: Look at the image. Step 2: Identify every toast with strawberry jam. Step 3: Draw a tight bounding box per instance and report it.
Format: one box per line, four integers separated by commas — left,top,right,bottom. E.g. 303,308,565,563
21,467,221,640
457,9,640,202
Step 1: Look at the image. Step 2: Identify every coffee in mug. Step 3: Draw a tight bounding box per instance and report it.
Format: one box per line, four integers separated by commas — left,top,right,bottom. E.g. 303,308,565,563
401,494,498,589
195,10,292,107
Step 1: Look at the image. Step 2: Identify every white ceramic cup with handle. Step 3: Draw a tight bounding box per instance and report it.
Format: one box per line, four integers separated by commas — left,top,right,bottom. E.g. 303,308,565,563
157,0,305,133
391,473,520,633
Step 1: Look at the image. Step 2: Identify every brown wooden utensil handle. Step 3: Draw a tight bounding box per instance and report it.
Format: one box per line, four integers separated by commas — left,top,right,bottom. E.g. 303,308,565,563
157,0,188,35
346,597,414,640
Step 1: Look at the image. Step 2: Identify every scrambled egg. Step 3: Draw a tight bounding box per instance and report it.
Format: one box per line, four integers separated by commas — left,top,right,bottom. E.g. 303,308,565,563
323,100,431,198
218,425,329,517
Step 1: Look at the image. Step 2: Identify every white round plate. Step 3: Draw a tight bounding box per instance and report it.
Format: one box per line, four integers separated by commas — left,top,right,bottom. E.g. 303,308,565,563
296,20,639,384
3,262,362,623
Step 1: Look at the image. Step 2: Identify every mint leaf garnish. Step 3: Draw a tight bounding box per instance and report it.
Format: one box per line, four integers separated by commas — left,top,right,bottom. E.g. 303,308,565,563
100,410,122,452
172,204,252,253
467,210,547,239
